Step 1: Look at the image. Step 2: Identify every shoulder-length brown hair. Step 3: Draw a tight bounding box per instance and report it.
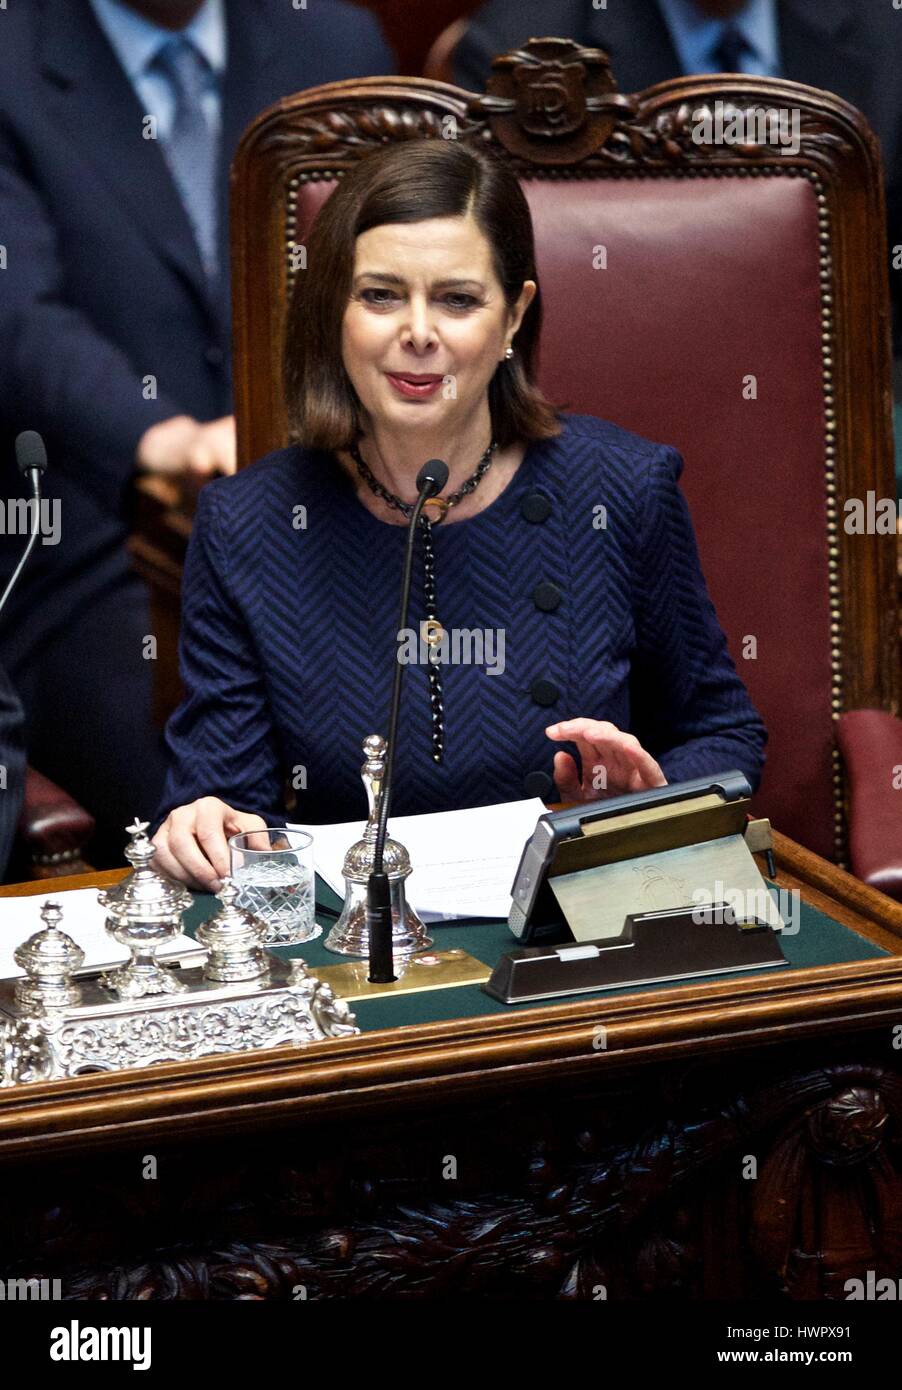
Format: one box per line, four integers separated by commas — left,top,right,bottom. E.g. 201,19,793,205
283,138,562,452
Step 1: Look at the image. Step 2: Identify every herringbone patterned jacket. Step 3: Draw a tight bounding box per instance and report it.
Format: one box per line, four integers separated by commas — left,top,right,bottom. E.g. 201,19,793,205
153,413,766,829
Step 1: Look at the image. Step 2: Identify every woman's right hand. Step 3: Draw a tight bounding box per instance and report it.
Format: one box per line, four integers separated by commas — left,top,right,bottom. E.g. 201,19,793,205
151,797,269,893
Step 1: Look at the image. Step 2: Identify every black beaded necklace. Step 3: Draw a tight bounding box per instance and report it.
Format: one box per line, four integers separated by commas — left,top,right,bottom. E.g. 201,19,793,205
348,436,499,764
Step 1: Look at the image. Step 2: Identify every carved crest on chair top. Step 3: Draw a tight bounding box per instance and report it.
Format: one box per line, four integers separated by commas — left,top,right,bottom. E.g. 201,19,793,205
513,59,586,137
471,37,631,164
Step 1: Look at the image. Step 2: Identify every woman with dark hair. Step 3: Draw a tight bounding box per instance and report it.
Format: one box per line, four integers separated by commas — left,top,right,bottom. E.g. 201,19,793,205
150,138,766,892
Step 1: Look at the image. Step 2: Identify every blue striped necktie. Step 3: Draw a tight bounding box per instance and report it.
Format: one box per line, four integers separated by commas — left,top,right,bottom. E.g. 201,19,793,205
151,35,220,278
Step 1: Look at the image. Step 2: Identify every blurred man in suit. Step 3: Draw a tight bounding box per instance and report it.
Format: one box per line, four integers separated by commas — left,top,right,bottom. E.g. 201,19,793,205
0,666,25,880
0,0,396,866
454,0,902,358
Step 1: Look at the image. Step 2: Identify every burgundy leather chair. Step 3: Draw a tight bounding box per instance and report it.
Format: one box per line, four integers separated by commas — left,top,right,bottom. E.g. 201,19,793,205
228,38,902,896
9,768,95,882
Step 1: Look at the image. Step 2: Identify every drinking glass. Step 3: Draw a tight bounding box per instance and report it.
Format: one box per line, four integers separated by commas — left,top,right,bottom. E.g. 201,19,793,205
228,827,319,946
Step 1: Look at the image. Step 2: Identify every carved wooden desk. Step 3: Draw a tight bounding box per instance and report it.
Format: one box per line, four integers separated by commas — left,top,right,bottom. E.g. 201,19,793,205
0,833,900,1301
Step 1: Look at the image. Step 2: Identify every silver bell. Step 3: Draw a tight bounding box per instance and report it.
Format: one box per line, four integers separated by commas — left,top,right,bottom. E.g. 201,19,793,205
325,735,431,958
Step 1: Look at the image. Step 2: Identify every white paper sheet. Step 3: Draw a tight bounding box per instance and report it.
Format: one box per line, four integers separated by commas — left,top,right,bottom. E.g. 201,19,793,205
0,887,200,979
289,798,546,921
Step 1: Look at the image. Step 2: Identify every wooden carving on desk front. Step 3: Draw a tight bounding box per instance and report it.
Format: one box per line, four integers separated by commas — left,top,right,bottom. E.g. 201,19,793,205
3,1048,899,1300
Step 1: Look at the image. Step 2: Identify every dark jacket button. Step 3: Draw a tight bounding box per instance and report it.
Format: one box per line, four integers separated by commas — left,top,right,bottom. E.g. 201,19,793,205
520,491,552,523
533,581,562,612
530,678,560,707
205,345,225,366
524,770,553,799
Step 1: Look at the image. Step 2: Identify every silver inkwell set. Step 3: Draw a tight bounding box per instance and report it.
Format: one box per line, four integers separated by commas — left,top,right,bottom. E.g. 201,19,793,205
0,818,359,1087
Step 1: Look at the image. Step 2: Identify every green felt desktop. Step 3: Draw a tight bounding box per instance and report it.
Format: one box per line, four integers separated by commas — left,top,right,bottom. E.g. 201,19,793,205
181,877,889,1033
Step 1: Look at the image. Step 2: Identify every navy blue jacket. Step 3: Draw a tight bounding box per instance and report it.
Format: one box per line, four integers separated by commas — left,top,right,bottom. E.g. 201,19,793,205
152,413,768,830
0,0,396,671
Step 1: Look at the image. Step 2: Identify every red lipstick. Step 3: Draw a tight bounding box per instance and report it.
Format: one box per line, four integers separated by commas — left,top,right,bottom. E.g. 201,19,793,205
385,372,444,399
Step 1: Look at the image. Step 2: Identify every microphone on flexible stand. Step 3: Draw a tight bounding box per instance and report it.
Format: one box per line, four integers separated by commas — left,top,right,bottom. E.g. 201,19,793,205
367,457,449,983
0,431,49,619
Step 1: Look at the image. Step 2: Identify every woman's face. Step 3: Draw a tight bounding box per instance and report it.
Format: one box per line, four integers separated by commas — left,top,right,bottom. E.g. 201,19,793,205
341,214,536,433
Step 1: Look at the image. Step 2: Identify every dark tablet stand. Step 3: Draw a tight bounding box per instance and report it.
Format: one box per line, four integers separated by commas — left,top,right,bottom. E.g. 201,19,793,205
484,904,788,1004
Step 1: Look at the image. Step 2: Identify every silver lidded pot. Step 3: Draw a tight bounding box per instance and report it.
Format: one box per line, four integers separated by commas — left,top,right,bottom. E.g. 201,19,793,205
97,818,193,999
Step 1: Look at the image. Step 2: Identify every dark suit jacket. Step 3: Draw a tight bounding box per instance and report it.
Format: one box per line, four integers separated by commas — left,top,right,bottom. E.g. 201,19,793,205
0,0,396,674
0,664,26,878
454,0,902,353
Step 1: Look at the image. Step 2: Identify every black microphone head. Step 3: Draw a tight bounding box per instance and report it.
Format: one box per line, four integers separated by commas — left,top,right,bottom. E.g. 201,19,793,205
417,458,449,498
15,431,48,475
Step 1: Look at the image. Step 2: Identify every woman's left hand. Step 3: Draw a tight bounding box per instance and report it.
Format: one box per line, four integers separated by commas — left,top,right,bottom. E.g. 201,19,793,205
545,718,668,801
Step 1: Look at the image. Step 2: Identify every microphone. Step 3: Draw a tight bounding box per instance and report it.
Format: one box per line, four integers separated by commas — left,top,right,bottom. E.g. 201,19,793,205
413,459,449,499
0,431,50,619
367,457,449,982
15,430,48,481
